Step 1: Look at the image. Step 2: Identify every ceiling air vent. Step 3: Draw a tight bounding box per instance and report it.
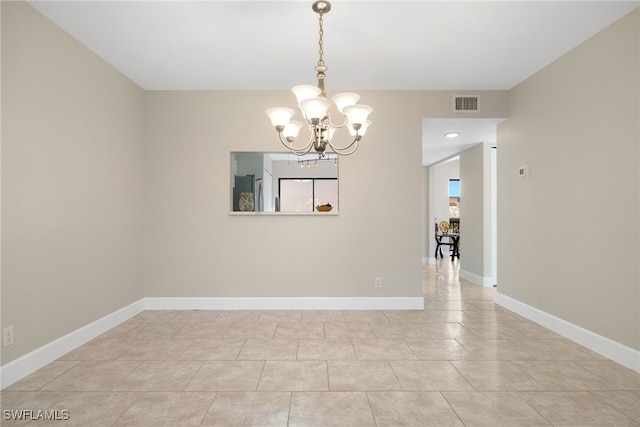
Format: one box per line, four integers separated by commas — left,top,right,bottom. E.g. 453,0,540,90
453,96,479,112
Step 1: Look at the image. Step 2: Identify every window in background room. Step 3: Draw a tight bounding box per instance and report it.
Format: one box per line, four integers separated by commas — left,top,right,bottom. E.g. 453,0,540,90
449,179,460,233
279,178,338,212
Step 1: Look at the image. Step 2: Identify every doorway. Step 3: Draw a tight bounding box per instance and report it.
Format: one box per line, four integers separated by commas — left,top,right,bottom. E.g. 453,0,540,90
422,118,503,287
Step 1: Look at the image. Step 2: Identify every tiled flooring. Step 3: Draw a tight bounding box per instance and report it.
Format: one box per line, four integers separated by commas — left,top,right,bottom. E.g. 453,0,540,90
2,260,639,426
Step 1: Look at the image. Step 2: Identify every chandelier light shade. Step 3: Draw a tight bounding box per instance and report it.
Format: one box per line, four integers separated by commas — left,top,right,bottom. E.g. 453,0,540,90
265,0,373,157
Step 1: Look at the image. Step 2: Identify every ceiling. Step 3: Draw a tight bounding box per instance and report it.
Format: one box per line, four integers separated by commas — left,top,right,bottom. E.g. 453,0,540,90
27,0,639,165
422,118,504,166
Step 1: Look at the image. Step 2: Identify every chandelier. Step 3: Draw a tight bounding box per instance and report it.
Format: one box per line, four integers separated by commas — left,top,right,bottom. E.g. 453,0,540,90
265,1,373,158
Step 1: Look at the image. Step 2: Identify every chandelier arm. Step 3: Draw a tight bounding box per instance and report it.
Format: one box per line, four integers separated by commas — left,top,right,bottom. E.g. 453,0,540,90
278,132,315,156
326,133,360,152
328,139,359,156
290,145,315,156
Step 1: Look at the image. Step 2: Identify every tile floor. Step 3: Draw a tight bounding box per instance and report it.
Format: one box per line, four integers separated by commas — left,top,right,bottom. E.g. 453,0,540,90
2,260,639,426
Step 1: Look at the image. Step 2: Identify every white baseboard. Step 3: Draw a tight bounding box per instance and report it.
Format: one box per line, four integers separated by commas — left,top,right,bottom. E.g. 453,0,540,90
495,292,640,373
0,299,145,390
145,297,425,311
459,269,496,287
1,296,424,389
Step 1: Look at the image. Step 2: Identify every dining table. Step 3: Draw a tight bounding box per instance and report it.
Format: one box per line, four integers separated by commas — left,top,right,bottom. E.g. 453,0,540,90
435,233,460,260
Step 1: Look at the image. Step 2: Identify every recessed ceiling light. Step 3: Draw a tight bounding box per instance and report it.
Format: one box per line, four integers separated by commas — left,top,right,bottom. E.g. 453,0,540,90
444,132,460,138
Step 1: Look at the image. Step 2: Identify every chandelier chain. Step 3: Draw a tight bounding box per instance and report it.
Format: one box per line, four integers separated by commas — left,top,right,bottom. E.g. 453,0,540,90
317,11,325,67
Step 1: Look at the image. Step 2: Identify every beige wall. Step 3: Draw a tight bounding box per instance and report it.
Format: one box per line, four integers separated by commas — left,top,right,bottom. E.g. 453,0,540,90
144,90,421,298
143,90,507,299
460,145,483,276
1,2,145,364
497,9,639,350
459,142,495,285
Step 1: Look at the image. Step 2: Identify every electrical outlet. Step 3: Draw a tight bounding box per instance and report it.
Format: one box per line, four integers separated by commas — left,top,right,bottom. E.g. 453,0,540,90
3,326,14,348
374,277,382,288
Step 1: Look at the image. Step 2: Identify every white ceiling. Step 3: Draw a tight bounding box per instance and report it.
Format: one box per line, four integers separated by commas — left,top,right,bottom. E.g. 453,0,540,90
27,0,638,164
422,118,504,166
